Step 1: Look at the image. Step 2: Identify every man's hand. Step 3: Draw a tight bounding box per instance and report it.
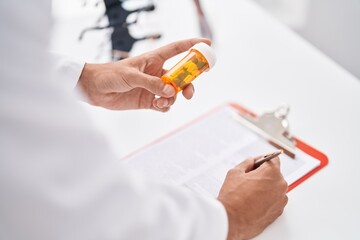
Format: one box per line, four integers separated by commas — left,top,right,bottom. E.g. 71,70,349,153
77,38,211,112
218,157,288,240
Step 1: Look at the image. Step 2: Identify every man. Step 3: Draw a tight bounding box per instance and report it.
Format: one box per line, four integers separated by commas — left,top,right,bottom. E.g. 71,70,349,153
0,1,288,240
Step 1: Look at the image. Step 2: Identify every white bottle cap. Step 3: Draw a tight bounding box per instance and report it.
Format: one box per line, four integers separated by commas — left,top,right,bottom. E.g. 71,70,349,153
191,42,217,70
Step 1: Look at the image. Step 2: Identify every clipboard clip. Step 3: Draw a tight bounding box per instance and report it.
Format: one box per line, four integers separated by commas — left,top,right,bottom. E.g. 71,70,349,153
234,105,296,158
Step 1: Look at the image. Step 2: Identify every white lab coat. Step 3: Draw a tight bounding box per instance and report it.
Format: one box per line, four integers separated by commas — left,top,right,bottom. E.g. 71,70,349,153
0,1,228,239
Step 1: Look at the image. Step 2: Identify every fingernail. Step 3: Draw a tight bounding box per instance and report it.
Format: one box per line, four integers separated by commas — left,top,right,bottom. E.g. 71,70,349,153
161,99,169,108
162,85,175,96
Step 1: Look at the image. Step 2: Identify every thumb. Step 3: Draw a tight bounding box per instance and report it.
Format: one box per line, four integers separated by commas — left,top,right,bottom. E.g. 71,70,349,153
131,71,175,97
234,157,257,173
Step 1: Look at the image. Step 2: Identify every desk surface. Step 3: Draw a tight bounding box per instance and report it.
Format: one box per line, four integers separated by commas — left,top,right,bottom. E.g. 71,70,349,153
55,0,360,238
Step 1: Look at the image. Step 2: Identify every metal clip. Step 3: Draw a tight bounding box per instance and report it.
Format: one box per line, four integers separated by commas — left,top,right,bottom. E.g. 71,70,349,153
233,105,296,158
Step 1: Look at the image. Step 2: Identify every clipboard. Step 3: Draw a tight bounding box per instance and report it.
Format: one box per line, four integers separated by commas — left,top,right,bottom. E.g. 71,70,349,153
123,102,328,194
227,102,328,192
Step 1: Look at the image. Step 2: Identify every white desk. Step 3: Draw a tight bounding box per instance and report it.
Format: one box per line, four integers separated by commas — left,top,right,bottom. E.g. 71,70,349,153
54,0,360,238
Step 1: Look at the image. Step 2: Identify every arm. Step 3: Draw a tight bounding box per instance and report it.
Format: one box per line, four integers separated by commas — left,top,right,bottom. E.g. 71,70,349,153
0,63,228,240
1,0,284,238
1,63,286,240
53,39,209,112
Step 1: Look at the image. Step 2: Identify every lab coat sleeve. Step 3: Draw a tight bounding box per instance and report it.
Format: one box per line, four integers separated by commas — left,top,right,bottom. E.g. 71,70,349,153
0,80,229,239
51,53,85,92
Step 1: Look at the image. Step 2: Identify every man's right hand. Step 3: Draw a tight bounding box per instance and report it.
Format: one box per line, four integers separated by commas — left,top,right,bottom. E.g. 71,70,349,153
77,38,210,112
218,157,288,240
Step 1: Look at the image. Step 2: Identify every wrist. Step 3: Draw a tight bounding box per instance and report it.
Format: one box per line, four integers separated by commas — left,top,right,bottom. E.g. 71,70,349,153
218,198,246,240
77,63,93,91
76,63,101,104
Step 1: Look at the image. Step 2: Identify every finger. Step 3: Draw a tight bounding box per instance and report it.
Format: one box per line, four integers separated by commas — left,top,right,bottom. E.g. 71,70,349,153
130,71,176,98
153,96,176,109
182,83,195,100
261,156,281,170
151,99,171,112
167,95,177,106
234,157,257,173
257,157,284,181
155,106,171,113
155,38,212,61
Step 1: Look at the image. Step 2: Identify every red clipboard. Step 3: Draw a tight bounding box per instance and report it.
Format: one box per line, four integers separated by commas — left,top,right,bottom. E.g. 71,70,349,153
124,102,328,192
228,102,328,192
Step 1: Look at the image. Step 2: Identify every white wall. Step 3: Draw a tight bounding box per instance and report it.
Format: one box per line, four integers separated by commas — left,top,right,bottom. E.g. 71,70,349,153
254,0,360,79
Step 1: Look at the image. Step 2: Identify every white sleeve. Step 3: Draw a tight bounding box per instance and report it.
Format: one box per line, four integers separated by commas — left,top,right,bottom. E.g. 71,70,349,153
0,76,228,240
51,53,85,91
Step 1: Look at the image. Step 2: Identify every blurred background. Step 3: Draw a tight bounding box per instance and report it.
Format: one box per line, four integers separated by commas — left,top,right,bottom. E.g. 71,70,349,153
51,0,360,78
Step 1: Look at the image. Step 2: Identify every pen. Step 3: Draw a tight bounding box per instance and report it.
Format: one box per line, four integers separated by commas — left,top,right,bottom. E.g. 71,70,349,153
253,149,283,169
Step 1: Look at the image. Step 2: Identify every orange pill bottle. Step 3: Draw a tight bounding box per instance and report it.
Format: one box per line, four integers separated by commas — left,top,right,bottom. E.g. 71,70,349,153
161,42,216,93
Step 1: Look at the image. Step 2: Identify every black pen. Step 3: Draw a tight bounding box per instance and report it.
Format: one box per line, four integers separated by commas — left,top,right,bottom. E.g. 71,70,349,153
253,149,283,169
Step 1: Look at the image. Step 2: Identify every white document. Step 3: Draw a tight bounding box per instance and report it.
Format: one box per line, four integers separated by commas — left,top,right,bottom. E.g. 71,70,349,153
123,106,320,197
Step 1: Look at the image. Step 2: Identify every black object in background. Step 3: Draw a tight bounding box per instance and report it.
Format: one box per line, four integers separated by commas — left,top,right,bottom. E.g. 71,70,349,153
79,0,160,61
79,0,213,60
